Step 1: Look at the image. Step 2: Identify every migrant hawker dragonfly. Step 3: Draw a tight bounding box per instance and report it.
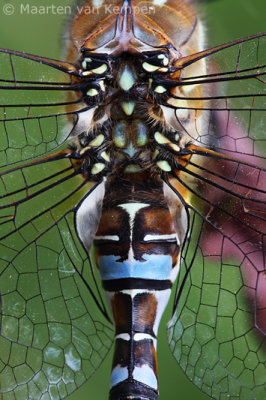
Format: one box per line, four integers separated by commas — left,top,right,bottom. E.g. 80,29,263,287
0,0,265,399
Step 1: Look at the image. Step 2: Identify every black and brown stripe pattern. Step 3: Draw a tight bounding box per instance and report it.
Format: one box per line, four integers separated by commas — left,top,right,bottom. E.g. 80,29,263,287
92,174,185,399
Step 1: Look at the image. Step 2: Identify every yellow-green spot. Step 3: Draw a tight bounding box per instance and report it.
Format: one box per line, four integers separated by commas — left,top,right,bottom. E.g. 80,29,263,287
152,149,159,160
154,85,167,94
169,143,180,152
158,67,168,73
91,163,105,175
82,71,93,76
99,80,105,91
121,102,135,116
101,151,110,162
125,164,142,173
175,133,180,142
157,160,171,172
82,57,92,69
87,88,99,97
142,62,160,72
91,64,107,74
134,121,148,146
89,134,104,147
136,133,148,147
158,54,169,66
118,65,136,91
154,131,169,144
113,121,127,148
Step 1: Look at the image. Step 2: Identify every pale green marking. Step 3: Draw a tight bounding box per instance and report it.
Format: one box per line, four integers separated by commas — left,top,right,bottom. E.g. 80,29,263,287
113,121,127,148
89,134,104,147
154,131,169,144
157,160,171,172
158,67,168,73
82,57,92,69
99,80,105,91
134,121,148,146
118,65,136,91
175,133,180,142
158,54,169,66
154,85,167,94
91,163,105,175
142,62,160,72
121,102,135,116
101,151,110,162
125,164,142,173
87,88,99,97
169,143,180,152
136,132,148,147
82,71,93,76
91,64,107,74
153,149,159,159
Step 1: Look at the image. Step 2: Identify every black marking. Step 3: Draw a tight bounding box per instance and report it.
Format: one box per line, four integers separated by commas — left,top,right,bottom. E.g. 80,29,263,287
113,338,156,369
109,380,158,400
103,278,172,291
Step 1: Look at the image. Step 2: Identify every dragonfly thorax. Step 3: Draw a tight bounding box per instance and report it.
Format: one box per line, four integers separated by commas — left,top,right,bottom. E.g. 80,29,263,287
72,50,188,178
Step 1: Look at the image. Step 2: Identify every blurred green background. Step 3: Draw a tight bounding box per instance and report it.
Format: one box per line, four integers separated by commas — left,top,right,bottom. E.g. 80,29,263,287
0,0,265,399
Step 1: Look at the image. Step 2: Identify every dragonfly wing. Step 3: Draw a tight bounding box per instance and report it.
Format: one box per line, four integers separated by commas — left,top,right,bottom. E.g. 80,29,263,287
0,156,114,399
1,211,113,399
161,33,266,160
162,33,266,399
165,143,265,400
0,48,88,165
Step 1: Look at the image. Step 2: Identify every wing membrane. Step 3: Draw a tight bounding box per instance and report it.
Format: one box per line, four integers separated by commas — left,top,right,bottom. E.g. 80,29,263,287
0,49,89,164
0,210,113,400
0,153,92,251
166,147,266,399
162,33,266,159
0,151,113,399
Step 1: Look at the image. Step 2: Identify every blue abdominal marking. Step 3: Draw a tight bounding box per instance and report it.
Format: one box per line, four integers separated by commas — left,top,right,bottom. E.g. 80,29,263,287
133,365,158,390
110,365,129,388
98,254,172,280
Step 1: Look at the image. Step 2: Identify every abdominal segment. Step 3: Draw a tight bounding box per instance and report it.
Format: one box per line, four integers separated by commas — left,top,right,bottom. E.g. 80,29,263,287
92,174,185,399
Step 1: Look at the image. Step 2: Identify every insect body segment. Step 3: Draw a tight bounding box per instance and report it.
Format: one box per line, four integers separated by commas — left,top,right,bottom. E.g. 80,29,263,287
77,174,186,400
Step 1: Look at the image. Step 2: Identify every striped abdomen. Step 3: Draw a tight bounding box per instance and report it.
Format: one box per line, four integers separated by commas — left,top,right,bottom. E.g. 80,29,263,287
92,174,186,399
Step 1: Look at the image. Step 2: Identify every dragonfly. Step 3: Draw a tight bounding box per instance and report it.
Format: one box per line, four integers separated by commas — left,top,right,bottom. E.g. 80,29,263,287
0,0,265,399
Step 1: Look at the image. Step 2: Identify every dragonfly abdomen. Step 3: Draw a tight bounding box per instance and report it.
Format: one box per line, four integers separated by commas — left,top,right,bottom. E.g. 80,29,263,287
107,289,168,400
87,173,185,399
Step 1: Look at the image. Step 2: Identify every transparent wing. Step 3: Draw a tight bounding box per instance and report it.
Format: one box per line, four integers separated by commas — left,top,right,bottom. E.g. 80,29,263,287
161,34,266,400
165,146,265,399
0,48,88,166
0,158,114,400
159,33,266,160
